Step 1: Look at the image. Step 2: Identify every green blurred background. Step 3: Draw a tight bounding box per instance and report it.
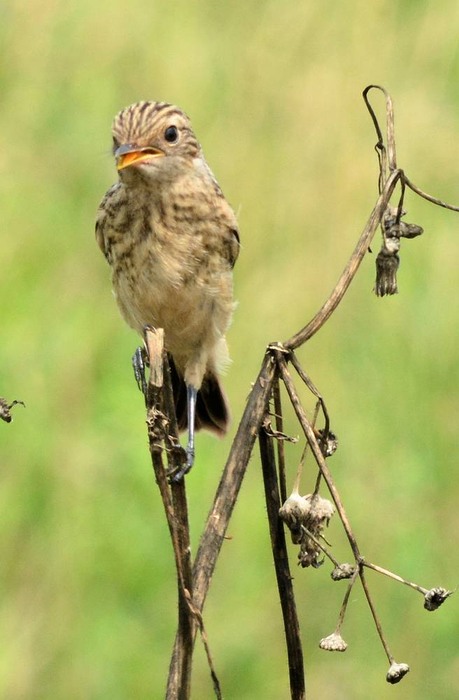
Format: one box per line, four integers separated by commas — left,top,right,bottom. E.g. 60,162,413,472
1,1,458,698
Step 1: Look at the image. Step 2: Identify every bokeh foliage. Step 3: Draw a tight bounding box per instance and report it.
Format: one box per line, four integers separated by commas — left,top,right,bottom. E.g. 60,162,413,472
1,1,458,698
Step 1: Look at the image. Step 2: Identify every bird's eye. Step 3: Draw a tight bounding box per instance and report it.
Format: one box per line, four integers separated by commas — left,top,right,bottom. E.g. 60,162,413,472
164,125,179,143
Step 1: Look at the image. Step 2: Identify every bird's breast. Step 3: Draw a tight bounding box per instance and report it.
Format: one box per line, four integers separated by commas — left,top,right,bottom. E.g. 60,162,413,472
108,193,234,359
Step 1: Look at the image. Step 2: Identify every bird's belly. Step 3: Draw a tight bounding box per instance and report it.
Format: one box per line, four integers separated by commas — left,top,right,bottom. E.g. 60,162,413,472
112,245,233,365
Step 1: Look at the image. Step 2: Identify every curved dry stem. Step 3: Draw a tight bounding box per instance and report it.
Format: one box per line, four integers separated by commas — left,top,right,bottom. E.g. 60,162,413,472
362,85,386,152
404,174,459,213
284,169,401,350
362,84,397,190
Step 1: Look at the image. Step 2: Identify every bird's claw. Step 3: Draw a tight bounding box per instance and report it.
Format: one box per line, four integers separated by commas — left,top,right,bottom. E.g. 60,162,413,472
186,444,195,469
132,348,198,481
132,346,148,395
167,444,194,483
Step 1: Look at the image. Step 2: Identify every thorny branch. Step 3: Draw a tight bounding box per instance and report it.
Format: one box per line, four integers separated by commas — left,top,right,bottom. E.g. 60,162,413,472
141,86,456,698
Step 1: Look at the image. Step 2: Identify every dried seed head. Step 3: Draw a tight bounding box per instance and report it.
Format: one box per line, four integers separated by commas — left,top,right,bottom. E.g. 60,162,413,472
331,563,356,581
376,207,423,297
303,493,335,527
319,631,348,652
386,661,410,684
384,235,401,255
279,492,310,544
383,207,423,239
375,248,399,296
281,492,335,563
383,205,405,226
317,429,339,457
297,494,335,568
298,544,324,569
423,587,453,612
396,221,424,239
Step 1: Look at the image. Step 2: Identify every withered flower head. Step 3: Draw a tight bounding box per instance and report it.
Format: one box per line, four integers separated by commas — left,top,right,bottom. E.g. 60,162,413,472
319,631,348,652
423,587,453,612
375,248,399,296
386,661,410,684
280,492,335,565
331,563,356,581
279,491,310,544
317,429,339,457
298,494,335,568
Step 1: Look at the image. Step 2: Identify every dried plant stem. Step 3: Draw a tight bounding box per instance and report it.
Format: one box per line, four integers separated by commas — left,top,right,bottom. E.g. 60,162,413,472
259,424,305,700
289,351,331,436
363,84,397,184
284,168,401,350
293,443,308,495
191,352,276,611
276,352,360,558
276,353,397,665
166,480,195,699
143,331,222,699
358,567,395,664
336,568,360,632
166,352,277,691
300,525,341,568
273,378,288,504
403,174,459,212
363,560,430,595
143,330,195,698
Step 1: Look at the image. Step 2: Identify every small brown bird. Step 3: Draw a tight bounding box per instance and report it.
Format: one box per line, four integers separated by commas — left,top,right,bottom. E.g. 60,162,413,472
96,101,240,475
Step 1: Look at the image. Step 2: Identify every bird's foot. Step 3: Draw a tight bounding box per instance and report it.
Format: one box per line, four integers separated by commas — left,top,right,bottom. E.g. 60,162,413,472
168,444,194,483
132,345,149,395
186,444,195,470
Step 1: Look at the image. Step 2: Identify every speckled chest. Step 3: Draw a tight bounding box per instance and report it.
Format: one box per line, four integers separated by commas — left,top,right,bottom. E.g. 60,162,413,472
103,178,234,336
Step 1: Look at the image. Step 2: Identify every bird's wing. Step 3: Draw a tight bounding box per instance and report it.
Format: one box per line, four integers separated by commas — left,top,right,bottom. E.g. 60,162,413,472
217,197,240,269
95,183,120,263
226,225,240,268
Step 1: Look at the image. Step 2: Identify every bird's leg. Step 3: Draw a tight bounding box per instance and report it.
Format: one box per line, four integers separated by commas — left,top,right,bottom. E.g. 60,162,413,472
132,345,149,395
171,383,197,482
186,384,197,469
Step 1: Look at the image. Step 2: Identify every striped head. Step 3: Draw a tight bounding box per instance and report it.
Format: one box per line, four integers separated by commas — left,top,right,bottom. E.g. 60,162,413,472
111,102,202,179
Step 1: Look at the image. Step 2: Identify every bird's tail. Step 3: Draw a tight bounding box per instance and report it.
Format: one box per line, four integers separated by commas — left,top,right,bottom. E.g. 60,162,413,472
169,355,230,437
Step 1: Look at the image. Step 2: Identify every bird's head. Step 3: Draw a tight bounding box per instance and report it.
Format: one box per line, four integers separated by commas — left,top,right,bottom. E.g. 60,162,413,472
111,101,201,182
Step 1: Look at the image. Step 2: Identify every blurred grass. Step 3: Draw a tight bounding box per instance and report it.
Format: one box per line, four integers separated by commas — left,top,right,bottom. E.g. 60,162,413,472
1,0,458,697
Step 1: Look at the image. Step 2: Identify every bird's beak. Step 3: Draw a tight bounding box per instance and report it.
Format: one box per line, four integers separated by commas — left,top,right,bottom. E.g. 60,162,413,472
115,144,165,170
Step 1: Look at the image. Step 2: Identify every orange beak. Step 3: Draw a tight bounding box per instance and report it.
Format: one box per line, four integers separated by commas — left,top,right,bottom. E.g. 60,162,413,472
115,145,164,170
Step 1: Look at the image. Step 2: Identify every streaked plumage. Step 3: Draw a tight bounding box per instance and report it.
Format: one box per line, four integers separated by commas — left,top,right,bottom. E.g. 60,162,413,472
96,101,239,467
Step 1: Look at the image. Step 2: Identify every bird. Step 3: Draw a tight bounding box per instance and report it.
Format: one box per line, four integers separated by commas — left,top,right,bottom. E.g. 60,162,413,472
95,101,240,477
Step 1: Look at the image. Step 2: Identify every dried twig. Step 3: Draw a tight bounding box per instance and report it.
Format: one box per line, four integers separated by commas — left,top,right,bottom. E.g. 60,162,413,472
284,167,401,349
167,352,277,697
259,421,305,699
0,397,25,423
